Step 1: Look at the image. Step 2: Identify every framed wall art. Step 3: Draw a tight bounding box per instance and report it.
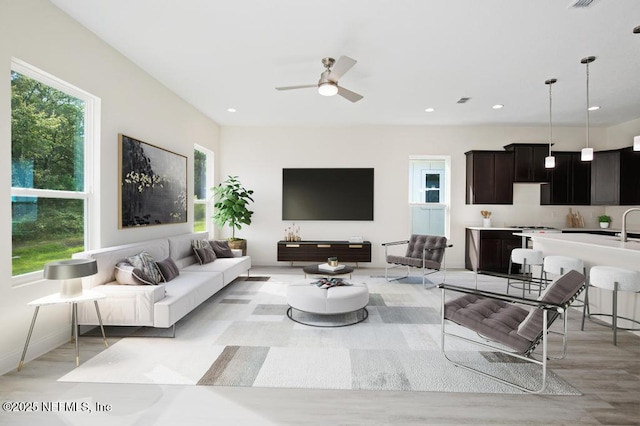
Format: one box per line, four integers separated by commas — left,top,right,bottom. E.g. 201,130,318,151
119,134,187,228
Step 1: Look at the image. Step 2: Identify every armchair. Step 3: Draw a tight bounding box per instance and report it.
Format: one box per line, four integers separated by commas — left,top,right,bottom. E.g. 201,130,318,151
382,234,451,287
439,269,585,393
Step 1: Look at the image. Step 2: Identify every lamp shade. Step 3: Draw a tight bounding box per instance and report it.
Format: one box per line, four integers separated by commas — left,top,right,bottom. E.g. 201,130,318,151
545,156,556,168
581,147,594,161
634,135,640,151
44,259,97,298
44,259,97,280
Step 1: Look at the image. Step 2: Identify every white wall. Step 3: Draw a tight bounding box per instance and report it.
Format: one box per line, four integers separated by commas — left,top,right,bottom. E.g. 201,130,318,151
0,0,220,374
218,124,630,268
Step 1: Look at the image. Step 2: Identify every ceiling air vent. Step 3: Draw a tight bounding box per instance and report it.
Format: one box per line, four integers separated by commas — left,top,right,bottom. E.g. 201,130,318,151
569,0,596,8
457,97,471,104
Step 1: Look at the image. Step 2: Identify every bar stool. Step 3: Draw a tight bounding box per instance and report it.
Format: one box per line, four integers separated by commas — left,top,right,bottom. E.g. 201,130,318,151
581,266,640,345
507,248,544,297
543,255,586,306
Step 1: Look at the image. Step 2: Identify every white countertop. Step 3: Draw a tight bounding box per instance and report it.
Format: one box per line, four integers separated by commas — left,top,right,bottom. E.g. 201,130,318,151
522,232,640,253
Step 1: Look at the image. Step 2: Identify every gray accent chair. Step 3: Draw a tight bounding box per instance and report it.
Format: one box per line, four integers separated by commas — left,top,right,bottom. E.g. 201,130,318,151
439,269,585,393
382,235,451,287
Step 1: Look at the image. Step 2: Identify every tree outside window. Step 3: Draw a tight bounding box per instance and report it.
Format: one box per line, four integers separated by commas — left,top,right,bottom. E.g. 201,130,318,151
11,61,97,278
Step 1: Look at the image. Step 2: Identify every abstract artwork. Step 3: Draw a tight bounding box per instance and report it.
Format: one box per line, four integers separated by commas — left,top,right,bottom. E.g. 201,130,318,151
119,134,187,228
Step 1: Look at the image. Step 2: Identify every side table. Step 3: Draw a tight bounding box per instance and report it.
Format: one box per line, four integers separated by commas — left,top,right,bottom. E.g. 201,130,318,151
18,290,109,371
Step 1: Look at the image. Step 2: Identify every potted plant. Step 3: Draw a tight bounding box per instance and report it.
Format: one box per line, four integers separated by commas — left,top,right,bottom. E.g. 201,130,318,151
212,176,254,255
598,214,611,229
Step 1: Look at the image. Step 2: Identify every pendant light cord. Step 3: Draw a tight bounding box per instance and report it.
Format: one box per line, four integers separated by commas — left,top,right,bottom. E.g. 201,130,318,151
586,61,590,149
549,82,553,156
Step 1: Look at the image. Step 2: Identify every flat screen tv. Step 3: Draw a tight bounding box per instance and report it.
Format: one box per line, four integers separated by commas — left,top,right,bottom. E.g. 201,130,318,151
282,168,374,221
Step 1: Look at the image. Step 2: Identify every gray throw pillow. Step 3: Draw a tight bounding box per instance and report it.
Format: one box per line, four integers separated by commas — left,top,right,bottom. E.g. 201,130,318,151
192,239,217,265
194,247,216,264
157,257,180,282
126,251,162,284
114,261,156,285
209,240,234,258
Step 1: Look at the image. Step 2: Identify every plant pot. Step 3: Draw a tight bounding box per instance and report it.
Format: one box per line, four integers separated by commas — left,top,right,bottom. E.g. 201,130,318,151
599,222,610,229
228,239,247,256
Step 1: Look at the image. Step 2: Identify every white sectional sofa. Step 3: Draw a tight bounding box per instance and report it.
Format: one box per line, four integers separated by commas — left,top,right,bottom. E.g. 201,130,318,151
71,232,251,330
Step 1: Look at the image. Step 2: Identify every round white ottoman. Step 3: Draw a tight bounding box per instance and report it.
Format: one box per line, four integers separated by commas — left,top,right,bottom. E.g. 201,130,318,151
286,282,369,327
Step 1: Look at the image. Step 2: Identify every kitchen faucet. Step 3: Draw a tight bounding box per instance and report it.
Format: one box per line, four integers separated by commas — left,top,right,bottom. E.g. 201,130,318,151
621,208,640,242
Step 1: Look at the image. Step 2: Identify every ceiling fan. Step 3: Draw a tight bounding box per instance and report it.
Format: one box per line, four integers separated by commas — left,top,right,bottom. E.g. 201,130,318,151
275,56,363,103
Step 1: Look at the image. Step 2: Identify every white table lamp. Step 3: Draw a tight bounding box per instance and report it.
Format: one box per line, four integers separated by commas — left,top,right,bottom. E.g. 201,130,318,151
43,259,97,298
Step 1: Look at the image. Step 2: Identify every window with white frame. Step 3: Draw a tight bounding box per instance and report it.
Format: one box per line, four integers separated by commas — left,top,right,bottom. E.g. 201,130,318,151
11,59,99,281
193,145,213,233
408,156,450,237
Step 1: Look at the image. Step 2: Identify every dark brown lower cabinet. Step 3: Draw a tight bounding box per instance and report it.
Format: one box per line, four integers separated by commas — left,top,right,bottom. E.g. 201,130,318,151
277,241,372,264
465,229,522,274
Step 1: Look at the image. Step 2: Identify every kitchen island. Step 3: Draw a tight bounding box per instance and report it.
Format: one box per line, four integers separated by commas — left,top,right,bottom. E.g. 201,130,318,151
525,232,640,332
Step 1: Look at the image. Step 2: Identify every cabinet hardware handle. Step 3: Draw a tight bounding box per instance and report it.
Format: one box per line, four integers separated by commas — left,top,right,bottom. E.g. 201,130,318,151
286,244,300,248
317,244,331,248
349,245,363,248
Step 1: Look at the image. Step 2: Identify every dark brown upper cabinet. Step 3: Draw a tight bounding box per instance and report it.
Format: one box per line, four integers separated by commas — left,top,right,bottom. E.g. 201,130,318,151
503,143,551,183
591,150,620,206
465,150,514,204
619,147,640,205
540,151,591,205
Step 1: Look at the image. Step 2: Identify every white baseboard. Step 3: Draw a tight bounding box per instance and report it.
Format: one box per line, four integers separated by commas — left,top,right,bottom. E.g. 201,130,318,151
0,327,70,375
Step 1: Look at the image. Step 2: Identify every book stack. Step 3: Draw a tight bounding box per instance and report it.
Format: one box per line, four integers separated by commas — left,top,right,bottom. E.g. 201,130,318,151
318,263,345,272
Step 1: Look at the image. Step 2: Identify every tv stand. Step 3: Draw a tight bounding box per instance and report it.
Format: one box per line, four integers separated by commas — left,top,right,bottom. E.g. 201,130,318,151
277,240,372,267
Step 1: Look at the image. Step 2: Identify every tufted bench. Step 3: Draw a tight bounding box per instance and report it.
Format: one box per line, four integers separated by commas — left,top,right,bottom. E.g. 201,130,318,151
286,282,369,327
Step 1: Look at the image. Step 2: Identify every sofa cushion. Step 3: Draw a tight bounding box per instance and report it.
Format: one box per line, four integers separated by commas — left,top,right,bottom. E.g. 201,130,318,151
127,251,162,284
157,257,180,282
114,261,155,285
209,240,234,258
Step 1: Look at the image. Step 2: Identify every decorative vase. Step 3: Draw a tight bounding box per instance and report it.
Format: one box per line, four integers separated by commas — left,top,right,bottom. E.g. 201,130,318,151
599,222,609,229
483,218,491,228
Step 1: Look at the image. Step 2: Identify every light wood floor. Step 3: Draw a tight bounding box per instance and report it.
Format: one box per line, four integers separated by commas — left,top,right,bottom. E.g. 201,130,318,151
1,267,639,425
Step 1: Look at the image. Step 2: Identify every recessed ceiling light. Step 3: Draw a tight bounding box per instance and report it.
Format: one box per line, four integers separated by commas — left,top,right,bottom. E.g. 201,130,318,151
588,105,600,111
492,104,504,109
425,108,435,113
227,108,237,113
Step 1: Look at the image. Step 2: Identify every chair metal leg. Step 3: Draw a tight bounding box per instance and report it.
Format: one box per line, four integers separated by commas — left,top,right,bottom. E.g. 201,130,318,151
613,283,618,346
581,284,589,331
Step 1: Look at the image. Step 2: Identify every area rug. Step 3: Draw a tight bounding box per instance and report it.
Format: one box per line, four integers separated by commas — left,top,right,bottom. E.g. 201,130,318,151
59,274,580,395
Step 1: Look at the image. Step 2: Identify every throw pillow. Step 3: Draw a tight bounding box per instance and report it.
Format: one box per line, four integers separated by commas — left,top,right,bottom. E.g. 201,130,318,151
157,257,180,282
194,247,216,264
126,251,162,284
114,261,156,285
209,240,234,258
191,239,217,265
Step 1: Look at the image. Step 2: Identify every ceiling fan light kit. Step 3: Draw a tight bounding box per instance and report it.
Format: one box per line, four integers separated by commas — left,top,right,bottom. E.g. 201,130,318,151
276,56,363,102
318,82,338,96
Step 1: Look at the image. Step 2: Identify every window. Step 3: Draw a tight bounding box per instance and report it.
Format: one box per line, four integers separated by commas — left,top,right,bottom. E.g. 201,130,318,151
193,145,213,233
409,156,450,237
11,59,99,281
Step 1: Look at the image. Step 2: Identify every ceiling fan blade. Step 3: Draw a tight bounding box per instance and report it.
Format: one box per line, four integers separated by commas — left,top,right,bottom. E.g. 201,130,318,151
275,84,317,91
328,56,357,82
337,86,363,103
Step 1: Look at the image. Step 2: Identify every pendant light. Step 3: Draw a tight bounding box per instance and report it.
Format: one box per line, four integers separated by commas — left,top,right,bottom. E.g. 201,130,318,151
580,56,596,161
545,78,557,169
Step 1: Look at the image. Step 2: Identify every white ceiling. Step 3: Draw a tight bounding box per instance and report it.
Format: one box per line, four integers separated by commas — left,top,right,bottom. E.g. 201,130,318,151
50,0,640,127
